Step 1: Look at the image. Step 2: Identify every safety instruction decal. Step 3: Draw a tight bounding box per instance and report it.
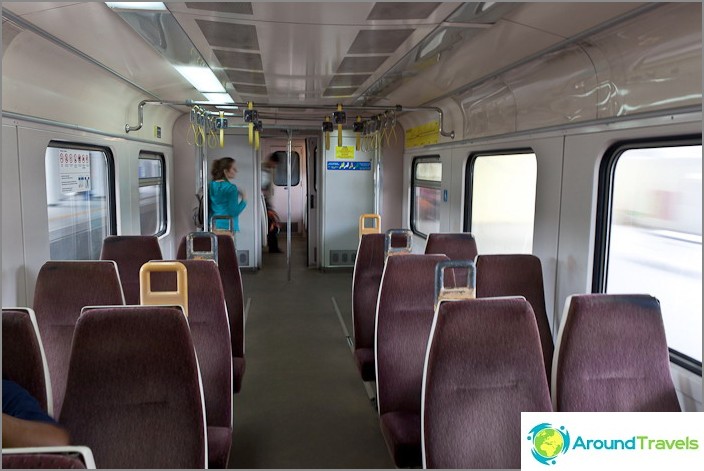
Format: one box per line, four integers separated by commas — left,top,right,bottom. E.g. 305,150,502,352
58,149,91,194
327,161,372,171
405,120,439,148
335,146,355,159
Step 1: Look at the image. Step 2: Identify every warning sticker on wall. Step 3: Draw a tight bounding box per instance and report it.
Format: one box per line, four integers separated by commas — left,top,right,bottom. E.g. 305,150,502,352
58,149,91,194
327,161,371,171
335,146,355,159
405,121,439,148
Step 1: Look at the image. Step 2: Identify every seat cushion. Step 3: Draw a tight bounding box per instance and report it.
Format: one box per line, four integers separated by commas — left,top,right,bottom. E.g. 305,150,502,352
379,411,421,468
354,348,375,382
208,425,232,469
233,356,246,393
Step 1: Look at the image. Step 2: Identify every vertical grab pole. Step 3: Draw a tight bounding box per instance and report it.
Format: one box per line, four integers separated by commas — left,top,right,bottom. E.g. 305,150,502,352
200,142,210,232
286,129,293,282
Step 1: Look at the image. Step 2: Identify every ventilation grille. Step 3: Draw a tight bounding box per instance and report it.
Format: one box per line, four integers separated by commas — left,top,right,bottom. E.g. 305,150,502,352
329,250,357,266
237,250,250,267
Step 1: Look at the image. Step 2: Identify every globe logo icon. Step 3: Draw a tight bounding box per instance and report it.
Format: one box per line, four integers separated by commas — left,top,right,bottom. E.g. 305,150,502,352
527,423,570,465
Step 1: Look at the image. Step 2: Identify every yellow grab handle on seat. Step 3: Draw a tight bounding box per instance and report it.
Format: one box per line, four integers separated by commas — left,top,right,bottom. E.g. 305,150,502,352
359,213,381,237
139,261,189,317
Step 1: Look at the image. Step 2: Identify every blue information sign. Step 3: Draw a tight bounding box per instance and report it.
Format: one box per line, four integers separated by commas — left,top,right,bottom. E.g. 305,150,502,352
327,161,372,171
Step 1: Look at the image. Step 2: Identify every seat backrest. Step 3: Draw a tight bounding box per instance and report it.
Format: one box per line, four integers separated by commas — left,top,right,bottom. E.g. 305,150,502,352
421,297,552,469
475,254,554,389
100,235,163,305
375,254,450,416
59,306,207,468
352,233,386,353
424,233,478,287
177,234,244,360
151,260,233,430
32,261,125,417
2,446,96,469
553,294,681,412
2,308,52,416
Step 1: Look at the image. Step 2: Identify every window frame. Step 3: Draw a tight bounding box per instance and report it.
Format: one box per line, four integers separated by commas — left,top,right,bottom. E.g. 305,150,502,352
462,147,536,236
272,150,301,187
45,141,117,259
410,155,442,238
593,135,703,374
138,151,168,237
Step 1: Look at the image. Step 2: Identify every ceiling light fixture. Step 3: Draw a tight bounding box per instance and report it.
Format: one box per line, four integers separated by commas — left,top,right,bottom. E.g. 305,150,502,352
203,93,235,104
174,66,226,93
105,2,167,11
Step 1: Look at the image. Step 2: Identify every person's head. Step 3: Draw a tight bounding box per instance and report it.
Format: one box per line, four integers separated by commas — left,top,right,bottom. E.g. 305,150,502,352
211,157,237,181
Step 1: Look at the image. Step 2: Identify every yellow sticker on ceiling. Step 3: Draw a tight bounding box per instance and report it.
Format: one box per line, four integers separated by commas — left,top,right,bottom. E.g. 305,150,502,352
405,121,439,148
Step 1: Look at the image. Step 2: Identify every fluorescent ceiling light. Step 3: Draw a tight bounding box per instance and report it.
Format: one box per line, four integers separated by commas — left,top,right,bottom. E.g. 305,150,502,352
216,105,240,110
174,66,226,93
476,2,496,13
105,2,167,11
203,93,235,104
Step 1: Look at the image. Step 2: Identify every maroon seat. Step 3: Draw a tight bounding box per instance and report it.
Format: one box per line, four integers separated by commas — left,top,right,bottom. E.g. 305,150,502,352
59,306,206,468
2,308,51,416
475,254,554,389
375,254,450,468
2,453,87,469
351,234,386,381
152,259,233,468
352,231,411,382
422,297,552,469
177,233,246,393
32,261,125,417
424,233,478,288
553,294,681,412
100,235,163,305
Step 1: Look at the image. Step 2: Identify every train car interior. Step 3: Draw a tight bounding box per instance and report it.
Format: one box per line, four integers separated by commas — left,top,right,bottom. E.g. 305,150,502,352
2,2,702,469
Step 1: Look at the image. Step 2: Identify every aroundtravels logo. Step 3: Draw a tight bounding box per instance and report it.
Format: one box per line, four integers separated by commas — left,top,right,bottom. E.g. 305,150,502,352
527,423,571,465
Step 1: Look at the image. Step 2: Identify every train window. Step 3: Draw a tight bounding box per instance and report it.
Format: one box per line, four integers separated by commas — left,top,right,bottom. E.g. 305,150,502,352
45,143,116,260
138,152,167,236
595,139,702,369
411,156,442,237
465,151,537,253
272,151,301,186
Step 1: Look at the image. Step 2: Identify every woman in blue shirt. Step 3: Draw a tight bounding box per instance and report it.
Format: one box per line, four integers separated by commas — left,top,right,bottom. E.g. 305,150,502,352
209,157,247,233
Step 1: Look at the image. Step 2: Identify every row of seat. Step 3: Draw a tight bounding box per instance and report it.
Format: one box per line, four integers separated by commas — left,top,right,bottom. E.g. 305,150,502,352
4,233,244,468
352,230,681,468
353,231,553,391
3,305,207,468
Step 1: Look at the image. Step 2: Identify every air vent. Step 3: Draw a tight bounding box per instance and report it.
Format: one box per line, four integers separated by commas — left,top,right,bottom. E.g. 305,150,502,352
237,250,250,266
328,74,371,87
195,19,259,50
323,87,359,97
367,2,441,20
225,70,265,84
214,50,263,70
233,84,268,95
337,56,389,73
348,29,414,54
329,250,357,266
186,2,254,15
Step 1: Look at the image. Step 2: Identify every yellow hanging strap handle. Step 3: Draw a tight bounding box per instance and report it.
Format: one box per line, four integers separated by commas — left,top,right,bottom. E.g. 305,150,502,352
247,101,254,146
254,120,261,151
358,213,381,238
324,116,331,151
337,104,343,148
355,116,362,151
219,111,225,148
139,261,189,317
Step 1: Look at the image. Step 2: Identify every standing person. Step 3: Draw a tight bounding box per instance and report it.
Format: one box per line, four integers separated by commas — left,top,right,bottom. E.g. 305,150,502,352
209,157,247,235
261,154,282,253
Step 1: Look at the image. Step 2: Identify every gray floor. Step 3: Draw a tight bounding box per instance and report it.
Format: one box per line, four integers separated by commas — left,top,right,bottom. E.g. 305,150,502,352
229,235,394,468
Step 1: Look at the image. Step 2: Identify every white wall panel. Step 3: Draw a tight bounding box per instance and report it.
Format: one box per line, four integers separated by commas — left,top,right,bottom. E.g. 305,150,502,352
2,123,25,306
